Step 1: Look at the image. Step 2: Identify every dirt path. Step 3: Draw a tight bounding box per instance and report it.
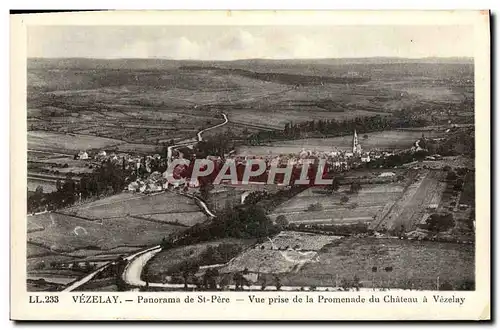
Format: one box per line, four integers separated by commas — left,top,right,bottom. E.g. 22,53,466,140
167,112,228,166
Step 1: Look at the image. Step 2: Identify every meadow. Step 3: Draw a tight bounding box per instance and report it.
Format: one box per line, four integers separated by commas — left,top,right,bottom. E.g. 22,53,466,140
143,238,255,282
270,183,406,226
26,190,209,288
60,191,201,220
281,238,475,290
28,131,123,154
27,212,185,252
28,58,473,150
219,232,340,274
236,129,444,156
372,170,448,231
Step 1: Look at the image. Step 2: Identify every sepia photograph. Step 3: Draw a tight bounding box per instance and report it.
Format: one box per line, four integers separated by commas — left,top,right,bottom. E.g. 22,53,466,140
10,10,490,320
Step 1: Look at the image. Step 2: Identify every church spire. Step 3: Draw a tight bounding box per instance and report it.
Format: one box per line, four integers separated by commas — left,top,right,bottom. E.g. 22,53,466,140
353,129,361,155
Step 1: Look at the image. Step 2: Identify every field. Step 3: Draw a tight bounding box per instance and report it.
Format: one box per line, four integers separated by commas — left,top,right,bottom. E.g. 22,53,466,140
60,191,202,220
219,231,340,274
143,238,256,282
26,190,209,289
137,212,207,227
236,129,444,156
26,58,475,290
371,170,448,231
28,131,123,154
281,238,474,290
27,270,83,285
227,108,389,130
27,243,56,257
28,192,207,252
27,212,185,252
28,154,97,193
256,231,341,251
403,156,475,171
270,183,406,226
28,58,473,150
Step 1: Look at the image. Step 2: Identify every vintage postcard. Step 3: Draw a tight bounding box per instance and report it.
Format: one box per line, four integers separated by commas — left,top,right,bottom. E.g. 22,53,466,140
10,10,490,320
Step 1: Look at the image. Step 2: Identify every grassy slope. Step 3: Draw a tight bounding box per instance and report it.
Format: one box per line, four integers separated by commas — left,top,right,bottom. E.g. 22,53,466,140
282,237,474,290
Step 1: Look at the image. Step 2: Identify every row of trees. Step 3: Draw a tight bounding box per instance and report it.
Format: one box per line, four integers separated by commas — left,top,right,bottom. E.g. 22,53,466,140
28,159,133,213
246,113,429,145
161,204,281,249
425,128,475,157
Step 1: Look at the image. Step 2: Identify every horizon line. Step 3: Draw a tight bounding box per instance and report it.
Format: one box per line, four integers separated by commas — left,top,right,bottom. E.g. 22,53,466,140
28,56,474,62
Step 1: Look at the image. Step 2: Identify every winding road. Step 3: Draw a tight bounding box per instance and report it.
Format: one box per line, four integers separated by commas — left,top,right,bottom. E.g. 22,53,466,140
63,113,227,292
167,113,228,166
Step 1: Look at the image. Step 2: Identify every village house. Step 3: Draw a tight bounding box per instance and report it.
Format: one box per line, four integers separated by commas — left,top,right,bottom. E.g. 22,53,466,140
77,151,89,160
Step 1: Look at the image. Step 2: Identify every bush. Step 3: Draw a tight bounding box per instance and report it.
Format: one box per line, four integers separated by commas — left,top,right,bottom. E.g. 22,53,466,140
454,179,464,191
439,281,454,291
457,280,475,291
340,195,349,204
307,202,323,212
349,182,362,194
446,171,457,181
275,215,289,228
426,213,455,232
199,243,243,266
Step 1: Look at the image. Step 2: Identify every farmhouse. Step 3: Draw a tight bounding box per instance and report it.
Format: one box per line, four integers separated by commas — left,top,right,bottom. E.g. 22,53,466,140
77,151,89,160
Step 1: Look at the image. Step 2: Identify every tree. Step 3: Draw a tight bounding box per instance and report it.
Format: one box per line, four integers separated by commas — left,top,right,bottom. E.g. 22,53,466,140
275,215,289,229
363,134,368,140
439,281,454,291
426,213,455,232
349,181,362,194
457,280,475,291
202,268,219,290
353,275,361,291
274,275,282,291
454,178,464,191
446,171,458,181
340,195,349,204
307,202,323,212
179,261,200,290
233,272,249,291
35,185,44,195
199,181,214,201
330,177,340,193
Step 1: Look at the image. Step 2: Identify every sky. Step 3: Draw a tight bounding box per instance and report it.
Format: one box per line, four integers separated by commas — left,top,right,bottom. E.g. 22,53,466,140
27,25,474,60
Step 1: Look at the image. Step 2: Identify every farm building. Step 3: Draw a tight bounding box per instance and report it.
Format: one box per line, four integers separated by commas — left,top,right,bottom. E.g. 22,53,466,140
427,204,439,210
77,151,89,160
379,172,396,177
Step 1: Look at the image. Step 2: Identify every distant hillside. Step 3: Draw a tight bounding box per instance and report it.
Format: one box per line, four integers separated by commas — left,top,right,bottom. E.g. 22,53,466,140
28,57,473,71
179,65,370,86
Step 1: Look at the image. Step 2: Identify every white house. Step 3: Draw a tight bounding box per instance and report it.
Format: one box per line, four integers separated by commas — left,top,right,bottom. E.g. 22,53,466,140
78,151,89,160
361,155,371,163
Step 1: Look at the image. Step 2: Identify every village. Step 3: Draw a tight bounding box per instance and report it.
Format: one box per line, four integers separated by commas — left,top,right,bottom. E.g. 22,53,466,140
67,129,434,196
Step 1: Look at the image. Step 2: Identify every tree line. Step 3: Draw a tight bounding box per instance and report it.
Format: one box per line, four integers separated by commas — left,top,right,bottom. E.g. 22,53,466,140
245,112,429,145
28,159,133,213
